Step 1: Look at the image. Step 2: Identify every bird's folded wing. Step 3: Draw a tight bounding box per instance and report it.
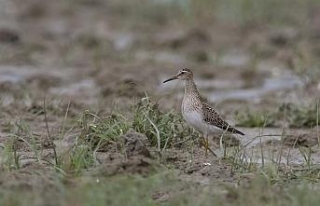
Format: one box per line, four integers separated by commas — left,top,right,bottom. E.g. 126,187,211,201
202,103,244,135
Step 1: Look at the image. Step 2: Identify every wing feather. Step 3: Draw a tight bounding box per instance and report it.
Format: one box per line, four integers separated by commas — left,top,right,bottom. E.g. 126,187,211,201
202,103,244,135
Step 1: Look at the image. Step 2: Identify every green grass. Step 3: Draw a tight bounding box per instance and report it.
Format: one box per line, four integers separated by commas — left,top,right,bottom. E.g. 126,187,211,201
0,96,196,174
1,96,320,205
79,111,130,150
0,169,320,206
3,0,320,204
132,97,197,149
105,0,320,29
213,0,316,27
280,102,320,128
235,109,276,127
235,101,320,128
75,97,197,154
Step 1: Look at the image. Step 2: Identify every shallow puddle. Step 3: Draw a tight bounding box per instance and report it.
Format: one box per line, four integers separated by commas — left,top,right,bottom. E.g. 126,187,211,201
221,127,320,166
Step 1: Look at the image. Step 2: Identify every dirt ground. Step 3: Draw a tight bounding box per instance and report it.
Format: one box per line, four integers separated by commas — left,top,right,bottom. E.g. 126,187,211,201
1,0,320,205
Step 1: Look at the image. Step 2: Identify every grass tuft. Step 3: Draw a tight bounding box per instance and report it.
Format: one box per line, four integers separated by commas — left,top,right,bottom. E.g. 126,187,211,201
79,112,130,151
235,110,276,127
235,101,320,128
279,102,320,128
132,97,196,149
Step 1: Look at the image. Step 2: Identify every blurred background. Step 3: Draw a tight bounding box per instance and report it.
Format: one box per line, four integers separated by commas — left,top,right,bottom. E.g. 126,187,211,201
0,0,320,114
2,1,320,204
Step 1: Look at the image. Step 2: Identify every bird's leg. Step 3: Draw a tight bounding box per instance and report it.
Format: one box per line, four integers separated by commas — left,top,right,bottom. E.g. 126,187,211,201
207,134,210,154
205,134,209,157
200,136,207,155
201,134,209,157
201,136,217,157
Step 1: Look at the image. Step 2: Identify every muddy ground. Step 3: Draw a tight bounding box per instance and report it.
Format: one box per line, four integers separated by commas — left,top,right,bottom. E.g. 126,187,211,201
1,0,320,205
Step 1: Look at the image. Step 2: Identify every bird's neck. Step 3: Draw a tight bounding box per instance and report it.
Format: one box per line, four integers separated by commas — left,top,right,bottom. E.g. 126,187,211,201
184,79,201,98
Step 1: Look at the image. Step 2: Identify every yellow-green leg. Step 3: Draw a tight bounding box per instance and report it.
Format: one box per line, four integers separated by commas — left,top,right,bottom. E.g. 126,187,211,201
201,136,216,157
200,136,207,156
204,135,209,157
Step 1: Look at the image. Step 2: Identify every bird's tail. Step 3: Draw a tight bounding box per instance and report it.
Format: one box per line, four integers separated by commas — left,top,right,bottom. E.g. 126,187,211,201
228,127,245,136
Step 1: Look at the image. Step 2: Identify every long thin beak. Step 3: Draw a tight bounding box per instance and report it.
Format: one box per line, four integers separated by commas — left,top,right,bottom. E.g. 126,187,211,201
163,75,178,83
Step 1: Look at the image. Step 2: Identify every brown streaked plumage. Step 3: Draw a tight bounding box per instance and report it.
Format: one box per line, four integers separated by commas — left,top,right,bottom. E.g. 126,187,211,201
202,103,244,135
163,68,244,156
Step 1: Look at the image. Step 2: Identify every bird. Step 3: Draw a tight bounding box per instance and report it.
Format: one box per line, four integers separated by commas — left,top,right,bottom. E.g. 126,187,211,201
163,68,245,156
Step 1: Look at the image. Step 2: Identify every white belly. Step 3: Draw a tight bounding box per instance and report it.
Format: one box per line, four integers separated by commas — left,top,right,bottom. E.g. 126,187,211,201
182,110,205,132
181,96,223,135
182,108,223,135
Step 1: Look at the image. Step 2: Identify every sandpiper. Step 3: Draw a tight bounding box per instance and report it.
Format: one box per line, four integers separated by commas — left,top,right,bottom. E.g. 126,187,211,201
163,68,244,156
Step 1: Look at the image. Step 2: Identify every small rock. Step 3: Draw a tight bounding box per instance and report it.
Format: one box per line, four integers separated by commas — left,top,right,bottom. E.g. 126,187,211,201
283,134,318,148
0,28,20,44
269,28,299,46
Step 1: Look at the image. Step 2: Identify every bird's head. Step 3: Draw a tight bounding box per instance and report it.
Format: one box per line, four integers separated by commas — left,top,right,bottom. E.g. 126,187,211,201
163,68,193,83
